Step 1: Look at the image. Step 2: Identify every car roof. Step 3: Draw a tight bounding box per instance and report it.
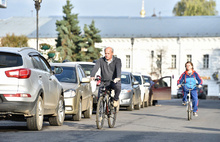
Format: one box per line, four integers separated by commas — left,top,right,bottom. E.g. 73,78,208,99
132,72,142,76
64,61,95,65
50,63,77,67
0,47,36,53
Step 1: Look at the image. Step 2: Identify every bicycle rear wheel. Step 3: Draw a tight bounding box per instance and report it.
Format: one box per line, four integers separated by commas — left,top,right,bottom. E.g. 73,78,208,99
96,96,105,129
108,97,117,128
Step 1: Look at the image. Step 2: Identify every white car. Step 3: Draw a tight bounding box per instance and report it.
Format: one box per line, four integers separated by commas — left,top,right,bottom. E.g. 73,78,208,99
0,47,65,131
133,73,150,107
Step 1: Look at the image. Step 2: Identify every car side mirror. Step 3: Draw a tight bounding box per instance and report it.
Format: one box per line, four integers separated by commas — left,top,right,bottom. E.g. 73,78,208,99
144,82,150,87
53,66,63,74
81,77,90,83
133,81,139,85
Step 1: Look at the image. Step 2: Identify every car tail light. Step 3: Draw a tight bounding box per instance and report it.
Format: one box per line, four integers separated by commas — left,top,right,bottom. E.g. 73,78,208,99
5,68,31,79
3,93,31,98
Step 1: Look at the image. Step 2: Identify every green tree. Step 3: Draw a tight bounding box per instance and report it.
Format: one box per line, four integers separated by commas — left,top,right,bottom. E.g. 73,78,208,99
173,0,218,16
83,20,102,62
55,0,86,62
0,33,28,47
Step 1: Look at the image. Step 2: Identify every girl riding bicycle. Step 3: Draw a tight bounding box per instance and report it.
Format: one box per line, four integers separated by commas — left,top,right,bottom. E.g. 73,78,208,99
177,61,203,117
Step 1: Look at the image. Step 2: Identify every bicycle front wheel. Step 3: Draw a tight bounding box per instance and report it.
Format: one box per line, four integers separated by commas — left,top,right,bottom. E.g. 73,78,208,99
108,98,117,128
96,96,105,129
187,101,192,121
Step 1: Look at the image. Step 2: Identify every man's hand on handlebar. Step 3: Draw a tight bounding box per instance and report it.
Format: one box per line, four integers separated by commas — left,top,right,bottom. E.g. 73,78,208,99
90,77,95,81
114,78,120,83
177,84,181,88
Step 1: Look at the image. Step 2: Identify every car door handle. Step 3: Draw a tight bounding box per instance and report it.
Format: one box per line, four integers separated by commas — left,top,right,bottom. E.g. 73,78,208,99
39,75,42,79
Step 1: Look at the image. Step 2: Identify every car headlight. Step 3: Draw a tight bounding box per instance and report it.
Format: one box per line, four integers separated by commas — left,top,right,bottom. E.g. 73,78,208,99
64,89,76,98
121,89,132,93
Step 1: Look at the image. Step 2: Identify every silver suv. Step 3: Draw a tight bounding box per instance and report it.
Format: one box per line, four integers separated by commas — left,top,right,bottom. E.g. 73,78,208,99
0,47,65,131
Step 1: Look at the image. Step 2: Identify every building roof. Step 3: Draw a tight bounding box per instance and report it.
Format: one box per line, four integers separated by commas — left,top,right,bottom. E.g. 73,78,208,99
0,16,220,38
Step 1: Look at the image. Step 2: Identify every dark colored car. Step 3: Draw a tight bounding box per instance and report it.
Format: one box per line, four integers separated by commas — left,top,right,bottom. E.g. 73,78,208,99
177,86,207,99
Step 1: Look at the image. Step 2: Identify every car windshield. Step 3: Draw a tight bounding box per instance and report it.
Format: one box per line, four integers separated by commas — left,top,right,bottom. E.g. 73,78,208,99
121,74,130,84
0,52,23,68
143,76,151,83
52,66,77,83
134,75,142,85
79,64,94,76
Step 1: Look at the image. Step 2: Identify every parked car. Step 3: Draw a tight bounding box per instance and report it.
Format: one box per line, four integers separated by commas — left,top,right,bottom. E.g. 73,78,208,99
177,86,207,99
0,47,65,131
50,62,93,121
69,62,101,110
133,73,150,108
119,71,141,111
142,75,153,105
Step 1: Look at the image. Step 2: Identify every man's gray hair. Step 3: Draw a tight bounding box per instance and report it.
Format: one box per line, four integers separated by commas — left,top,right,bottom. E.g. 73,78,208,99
104,47,114,53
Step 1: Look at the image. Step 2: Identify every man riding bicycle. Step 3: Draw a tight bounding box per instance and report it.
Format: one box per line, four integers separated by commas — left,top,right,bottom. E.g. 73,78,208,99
177,61,203,117
91,47,122,107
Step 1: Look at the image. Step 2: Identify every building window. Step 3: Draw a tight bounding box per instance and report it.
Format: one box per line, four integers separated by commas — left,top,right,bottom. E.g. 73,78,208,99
187,55,192,62
203,54,209,68
171,55,176,69
126,55,130,68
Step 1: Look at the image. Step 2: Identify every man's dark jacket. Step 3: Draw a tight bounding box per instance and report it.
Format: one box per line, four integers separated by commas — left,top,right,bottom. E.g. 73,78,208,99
91,56,121,81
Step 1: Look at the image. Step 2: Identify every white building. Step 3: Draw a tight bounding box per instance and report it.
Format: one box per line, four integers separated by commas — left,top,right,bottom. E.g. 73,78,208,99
0,16,220,98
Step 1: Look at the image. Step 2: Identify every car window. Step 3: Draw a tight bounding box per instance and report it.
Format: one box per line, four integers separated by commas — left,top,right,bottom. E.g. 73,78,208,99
121,74,130,84
134,75,142,85
52,66,77,83
77,66,83,82
79,66,86,78
31,56,43,70
143,76,151,83
156,77,170,88
39,56,51,73
0,52,23,68
80,64,94,76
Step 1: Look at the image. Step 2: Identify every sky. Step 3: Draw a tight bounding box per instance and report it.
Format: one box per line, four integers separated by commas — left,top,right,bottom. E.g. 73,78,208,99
0,0,220,19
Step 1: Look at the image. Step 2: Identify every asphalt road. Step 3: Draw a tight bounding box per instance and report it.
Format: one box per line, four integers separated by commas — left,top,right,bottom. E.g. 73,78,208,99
0,99,220,142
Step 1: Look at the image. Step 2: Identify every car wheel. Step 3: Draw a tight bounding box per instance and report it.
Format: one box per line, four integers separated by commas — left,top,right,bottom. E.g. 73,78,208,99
27,96,44,131
49,96,65,126
134,96,141,110
84,97,93,118
127,95,134,111
73,99,82,121
141,95,145,108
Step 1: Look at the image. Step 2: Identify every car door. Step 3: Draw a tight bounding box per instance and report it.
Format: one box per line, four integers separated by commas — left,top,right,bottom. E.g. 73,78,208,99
152,76,171,100
131,74,140,104
77,65,87,111
39,56,59,109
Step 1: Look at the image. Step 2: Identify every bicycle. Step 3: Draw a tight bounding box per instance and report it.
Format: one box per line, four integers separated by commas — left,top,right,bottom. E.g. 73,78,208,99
181,84,197,121
96,80,118,129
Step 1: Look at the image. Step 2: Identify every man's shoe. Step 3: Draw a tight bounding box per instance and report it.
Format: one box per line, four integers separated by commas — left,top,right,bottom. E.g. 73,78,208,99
193,112,198,117
182,101,186,106
113,100,119,107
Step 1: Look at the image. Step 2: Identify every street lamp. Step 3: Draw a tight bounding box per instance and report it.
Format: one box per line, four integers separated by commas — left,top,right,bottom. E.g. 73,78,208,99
177,37,181,76
34,0,42,51
151,50,154,75
131,37,134,72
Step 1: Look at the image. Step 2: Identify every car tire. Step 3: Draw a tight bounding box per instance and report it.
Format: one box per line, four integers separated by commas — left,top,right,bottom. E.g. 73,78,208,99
134,97,141,110
73,99,82,121
48,96,65,126
141,95,145,108
127,95,134,111
84,97,93,118
27,96,44,131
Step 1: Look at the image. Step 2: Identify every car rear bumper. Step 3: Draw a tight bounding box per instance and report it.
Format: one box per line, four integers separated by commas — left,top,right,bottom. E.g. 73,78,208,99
0,96,36,117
